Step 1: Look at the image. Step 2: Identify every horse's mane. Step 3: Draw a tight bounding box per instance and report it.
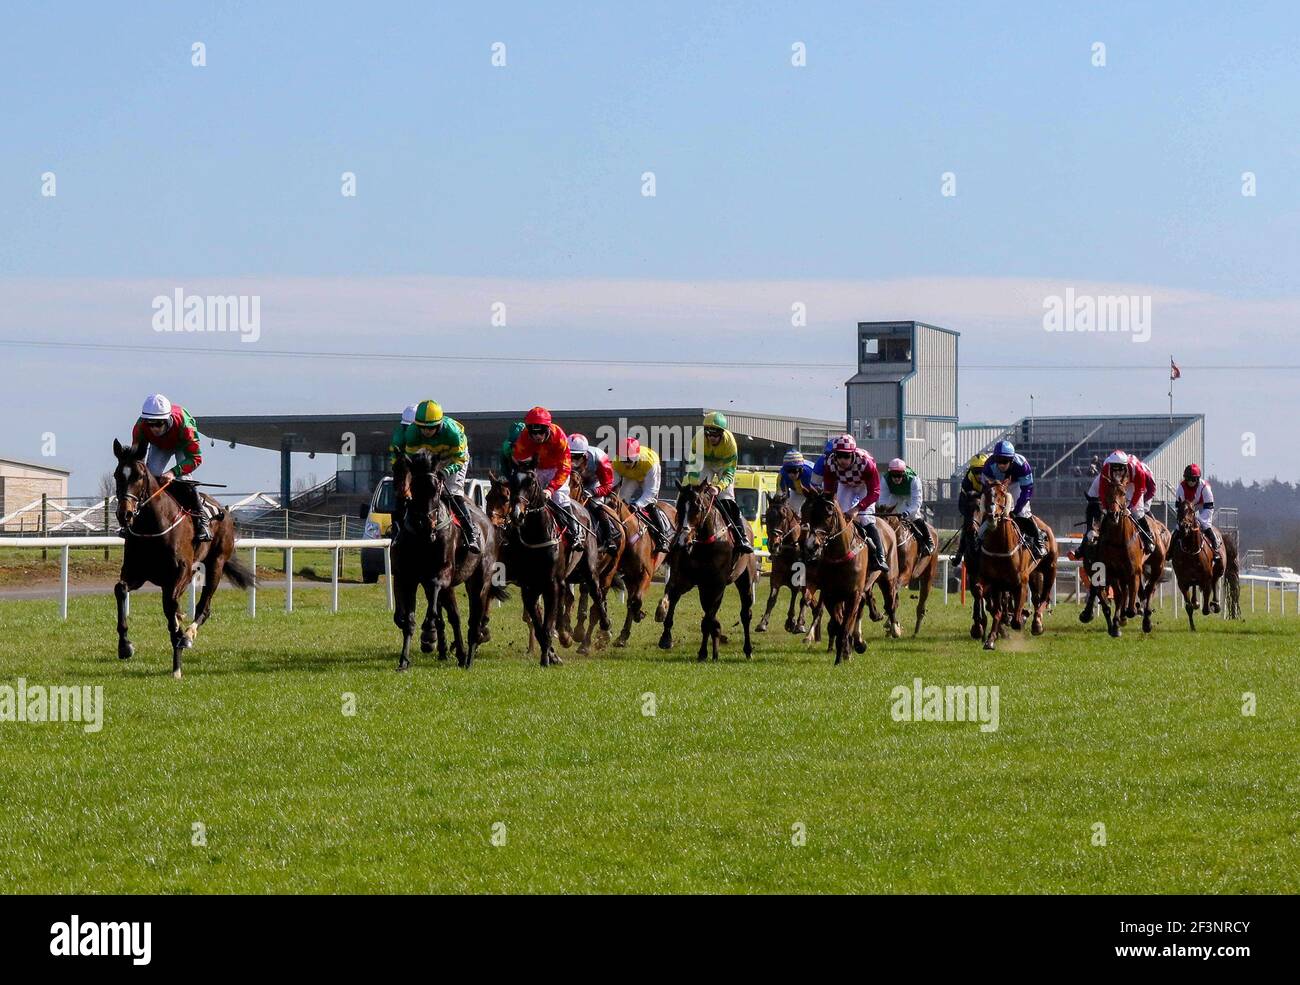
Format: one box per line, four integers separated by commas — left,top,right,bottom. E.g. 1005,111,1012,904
407,449,437,475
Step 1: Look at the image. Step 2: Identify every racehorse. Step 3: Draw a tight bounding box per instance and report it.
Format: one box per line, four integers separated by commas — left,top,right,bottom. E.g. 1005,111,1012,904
800,490,873,664
755,490,814,634
799,495,900,645
875,509,939,636
505,468,610,666
608,493,676,647
112,438,253,679
564,470,620,652
972,480,1058,650
1078,483,1143,638
391,451,497,670
1170,500,1241,629
655,481,757,661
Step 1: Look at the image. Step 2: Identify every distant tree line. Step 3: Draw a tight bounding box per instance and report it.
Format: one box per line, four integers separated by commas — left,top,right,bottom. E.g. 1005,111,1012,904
1208,477,1300,567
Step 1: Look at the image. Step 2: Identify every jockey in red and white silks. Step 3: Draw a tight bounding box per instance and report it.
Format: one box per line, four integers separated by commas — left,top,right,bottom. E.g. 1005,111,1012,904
819,434,888,572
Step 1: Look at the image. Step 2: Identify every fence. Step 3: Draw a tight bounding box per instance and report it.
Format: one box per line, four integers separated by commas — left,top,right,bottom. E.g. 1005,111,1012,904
1,535,1295,624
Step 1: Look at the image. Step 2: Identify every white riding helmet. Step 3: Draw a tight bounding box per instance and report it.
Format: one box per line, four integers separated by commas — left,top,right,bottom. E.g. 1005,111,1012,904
1105,450,1129,467
401,404,417,425
567,433,589,456
140,393,172,421
887,457,907,472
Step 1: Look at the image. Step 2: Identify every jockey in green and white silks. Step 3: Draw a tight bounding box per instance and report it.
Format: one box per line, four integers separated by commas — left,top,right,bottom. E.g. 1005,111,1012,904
680,411,752,553
878,458,934,557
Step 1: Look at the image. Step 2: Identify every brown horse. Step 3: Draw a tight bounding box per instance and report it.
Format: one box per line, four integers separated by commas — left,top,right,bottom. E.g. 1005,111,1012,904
505,468,609,666
972,481,1058,649
112,439,253,679
755,490,814,634
875,509,939,636
655,481,757,661
1170,500,1241,628
800,491,872,664
565,470,620,652
1078,484,1142,638
391,452,501,670
799,499,900,645
609,493,676,647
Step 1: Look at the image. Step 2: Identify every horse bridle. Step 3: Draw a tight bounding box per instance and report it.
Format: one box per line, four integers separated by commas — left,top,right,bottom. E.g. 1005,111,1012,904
120,477,191,538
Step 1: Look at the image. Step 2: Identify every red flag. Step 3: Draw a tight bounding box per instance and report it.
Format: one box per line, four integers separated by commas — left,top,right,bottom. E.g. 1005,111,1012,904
1170,359,1181,380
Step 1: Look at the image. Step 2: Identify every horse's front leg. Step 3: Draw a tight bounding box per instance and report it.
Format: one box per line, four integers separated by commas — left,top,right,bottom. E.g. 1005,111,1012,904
163,581,186,679
114,579,135,660
738,569,755,659
394,578,419,671
1010,577,1029,631
420,589,437,654
982,595,1002,651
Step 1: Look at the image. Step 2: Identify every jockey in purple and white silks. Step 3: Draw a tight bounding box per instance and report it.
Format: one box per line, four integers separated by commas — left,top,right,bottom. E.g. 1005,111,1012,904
980,439,1045,559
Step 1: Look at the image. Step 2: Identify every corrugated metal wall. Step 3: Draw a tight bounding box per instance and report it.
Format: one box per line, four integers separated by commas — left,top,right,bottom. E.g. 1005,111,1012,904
1146,417,1205,501
958,425,1009,463
902,325,958,418
902,419,957,485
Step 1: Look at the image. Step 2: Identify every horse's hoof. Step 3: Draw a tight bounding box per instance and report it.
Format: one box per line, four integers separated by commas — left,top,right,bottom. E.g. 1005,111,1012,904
718,633,730,644
396,660,410,672
853,639,866,654
983,641,995,651
1031,621,1044,636
697,653,708,662
970,625,982,640
172,669,183,680
868,612,884,622
550,653,564,666
755,624,768,633
613,636,629,648
1210,602,1221,613
1079,610,1094,624
744,648,753,660
658,636,672,650
420,641,434,654
1142,618,1152,634
1010,619,1024,631
792,623,807,634
1109,627,1121,638
118,641,134,661
577,644,591,656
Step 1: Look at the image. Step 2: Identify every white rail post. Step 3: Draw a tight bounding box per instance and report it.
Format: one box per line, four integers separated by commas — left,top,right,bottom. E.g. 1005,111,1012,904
331,546,340,613
189,578,197,620
941,557,949,604
248,546,257,617
59,545,69,620
286,546,294,613
1267,581,1271,614
384,544,394,612
1251,580,1255,613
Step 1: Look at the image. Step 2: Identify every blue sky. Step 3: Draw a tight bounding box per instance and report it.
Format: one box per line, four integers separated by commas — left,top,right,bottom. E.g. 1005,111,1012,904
2,1,1297,494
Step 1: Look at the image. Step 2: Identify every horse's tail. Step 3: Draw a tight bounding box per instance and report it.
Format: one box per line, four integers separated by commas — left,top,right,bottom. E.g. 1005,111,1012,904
1223,536,1241,617
224,555,256,591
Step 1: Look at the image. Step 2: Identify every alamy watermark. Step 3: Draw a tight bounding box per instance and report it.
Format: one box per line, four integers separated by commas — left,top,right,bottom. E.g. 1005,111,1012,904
0,678,104,733
151,288,261,343
1043,287,1150,343
890,677,999,732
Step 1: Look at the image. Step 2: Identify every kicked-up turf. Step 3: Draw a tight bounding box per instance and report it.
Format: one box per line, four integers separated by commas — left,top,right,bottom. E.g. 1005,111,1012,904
0,580,1295,894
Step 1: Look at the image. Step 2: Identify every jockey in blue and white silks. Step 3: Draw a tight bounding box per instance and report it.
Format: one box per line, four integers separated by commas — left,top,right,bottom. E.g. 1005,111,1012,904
980,439,1045,558
779,449,815,514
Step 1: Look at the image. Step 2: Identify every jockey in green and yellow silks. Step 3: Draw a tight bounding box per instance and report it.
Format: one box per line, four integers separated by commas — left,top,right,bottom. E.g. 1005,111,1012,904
679,411,752,553
389,399,480,553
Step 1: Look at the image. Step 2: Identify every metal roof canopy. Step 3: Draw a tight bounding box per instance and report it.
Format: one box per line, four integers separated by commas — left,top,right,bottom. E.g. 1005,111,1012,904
201,408,843,456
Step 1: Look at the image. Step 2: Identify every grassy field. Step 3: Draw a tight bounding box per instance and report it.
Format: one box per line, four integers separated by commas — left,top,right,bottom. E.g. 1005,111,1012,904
0,579,1296,894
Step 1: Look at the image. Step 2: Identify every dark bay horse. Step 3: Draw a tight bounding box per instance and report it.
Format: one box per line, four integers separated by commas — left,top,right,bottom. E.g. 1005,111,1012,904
565,470,620,652
972,481,1058,650
506,468,609,666
112,439,253,679
755,490,813,634
800,491,871,664
876,509,939,636
391,452,500,669
799,497,900,645
655,481,757,661
1171,500,1241,629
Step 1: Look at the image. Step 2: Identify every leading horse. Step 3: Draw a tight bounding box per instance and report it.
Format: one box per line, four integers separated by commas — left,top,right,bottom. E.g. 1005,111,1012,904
655,481,757,661
112,438,253,678
971,480,1058,650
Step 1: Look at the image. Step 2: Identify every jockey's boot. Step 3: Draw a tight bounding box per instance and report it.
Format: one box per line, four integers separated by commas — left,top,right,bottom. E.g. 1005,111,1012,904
447,494,481,553
910,517,934,557
192,511,213,544
864,522,890,573
1205,524,1222,566
554,501,582,547
1135,514,1155,553
1015,515,1043,559
643,505,670,552
720,499,754,553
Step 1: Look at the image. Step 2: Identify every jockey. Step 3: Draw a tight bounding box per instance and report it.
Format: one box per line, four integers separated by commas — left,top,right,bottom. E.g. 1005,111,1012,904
390,399,481,553
512,406,581,544
778,449,815,514
499,421,526,476
129,393,211,543
951,453,989,568
981,439,1045,559
820,433,889,573
1085,450,1157,553
614,438,671,552
809,438,836,491
1176,463,1221,558
568,433,618,553
681,411,753,554
878,457,934,557
386,403,418,465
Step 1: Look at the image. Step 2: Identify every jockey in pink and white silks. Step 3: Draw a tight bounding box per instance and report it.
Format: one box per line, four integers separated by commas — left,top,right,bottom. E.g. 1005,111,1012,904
1085,449,1157,552
1175,463,1221,558
878,457,934,557
819,434,889,573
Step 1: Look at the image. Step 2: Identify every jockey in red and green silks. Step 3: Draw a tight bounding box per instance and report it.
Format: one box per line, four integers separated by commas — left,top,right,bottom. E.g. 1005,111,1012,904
129,393,211,542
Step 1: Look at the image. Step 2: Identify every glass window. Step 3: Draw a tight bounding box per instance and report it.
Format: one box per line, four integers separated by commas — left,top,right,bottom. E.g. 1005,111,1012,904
859,336,879,362
373,477,395,514
876,418,898,440
735,488,760,521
